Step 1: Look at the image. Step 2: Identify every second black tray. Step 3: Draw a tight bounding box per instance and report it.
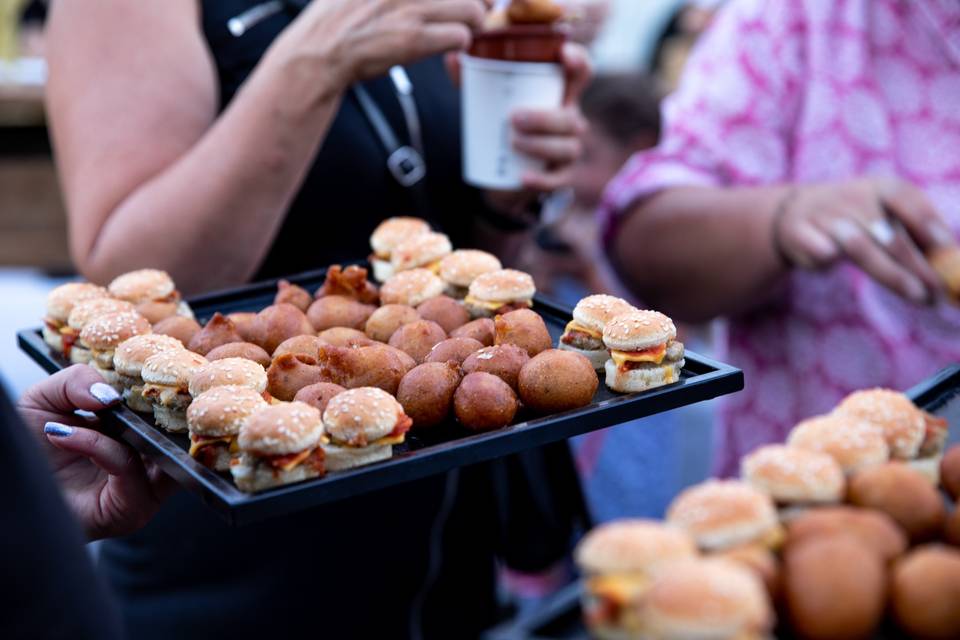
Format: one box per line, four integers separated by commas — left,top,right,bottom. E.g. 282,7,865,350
19,268,744,526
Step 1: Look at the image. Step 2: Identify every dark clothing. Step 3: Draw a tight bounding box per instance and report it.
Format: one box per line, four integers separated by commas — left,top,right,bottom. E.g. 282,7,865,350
97,2,588,638
0,383,123,640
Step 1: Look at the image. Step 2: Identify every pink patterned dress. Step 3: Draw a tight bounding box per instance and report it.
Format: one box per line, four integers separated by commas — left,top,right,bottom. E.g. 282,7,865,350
600,0,960,476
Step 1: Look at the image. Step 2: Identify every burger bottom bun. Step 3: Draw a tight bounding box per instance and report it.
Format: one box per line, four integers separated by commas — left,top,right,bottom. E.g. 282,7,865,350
153,405,188,433
124,386,154,413
43,326,63,352
908,454,942,486
196,445,232,473
90,362,122,391
605,360,684,394
231,453,322,492
371,258,393,283
322,443,392,472
70,346,93,365
558,342,608,370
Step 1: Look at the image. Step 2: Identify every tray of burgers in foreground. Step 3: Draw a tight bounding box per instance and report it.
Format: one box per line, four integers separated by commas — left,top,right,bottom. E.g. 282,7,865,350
19,218,742,526
486,366,960,640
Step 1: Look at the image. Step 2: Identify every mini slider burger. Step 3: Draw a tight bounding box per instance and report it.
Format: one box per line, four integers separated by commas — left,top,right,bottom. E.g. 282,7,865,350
602,309,685,393
559,295,636,369
390,231,453,275
113,334,185,412
741,444,845,521
231,401,326,492
63,297,136,363
42,282,108,353
141,348,209,432
574,519,697,639
79,311,152,390
187,357,268,399
108,268,192,322
369,216,431,282
437,249,502,299
187,385,267,472
464,269,536,318
321,387,412,471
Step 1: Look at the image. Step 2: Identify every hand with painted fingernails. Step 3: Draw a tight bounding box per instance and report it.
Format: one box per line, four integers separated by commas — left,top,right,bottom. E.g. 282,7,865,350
18,365,175,540
772,177,956,304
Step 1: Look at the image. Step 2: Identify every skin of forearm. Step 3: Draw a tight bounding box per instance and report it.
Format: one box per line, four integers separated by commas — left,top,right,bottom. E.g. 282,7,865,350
81,39,346,295
611,185,791,322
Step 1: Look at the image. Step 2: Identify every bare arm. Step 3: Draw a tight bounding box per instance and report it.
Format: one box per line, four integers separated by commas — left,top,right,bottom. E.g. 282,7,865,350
47,0,485,295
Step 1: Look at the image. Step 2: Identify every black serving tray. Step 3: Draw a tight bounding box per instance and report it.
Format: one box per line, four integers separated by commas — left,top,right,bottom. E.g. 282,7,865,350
484,364,960,640
18,267,743,526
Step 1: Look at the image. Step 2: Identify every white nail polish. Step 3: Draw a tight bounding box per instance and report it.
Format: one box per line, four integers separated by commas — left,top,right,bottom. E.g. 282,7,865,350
90,382,120,405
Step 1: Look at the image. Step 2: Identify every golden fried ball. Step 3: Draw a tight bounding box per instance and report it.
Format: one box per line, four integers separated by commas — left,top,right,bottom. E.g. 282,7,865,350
316,327,376,348
786,506,907,564
266,353,327,401
892,546,960,640
494,308,552,357
416,296,470,334
274,279,313,312
424,337,484,366
251,303,315,354
450,318,496,346
227,312,259,343
317,344,410,395
454,372,518,431
272,334,324,361
153,315,201,347
188,312,244,356
205,341,272,368
848,462,946,543
388,320,448,363
364,304,420,343
461,343,530,391
293,381,346,414
306,295,376,332
941,445,960,500
518,349,598,413
397,362,462,429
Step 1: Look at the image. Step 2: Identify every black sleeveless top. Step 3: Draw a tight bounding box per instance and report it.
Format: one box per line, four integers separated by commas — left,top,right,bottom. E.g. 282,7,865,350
97,3,587,639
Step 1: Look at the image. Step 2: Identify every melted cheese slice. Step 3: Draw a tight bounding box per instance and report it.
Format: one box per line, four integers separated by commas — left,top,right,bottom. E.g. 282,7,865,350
610,343,667,367
463,295,532,311
273,449,312,472
59,326,78,337
372,434,405,447
143,384,190,408
587,574,651,606
563,320,602,340
760,524,785,551
189,434,236,457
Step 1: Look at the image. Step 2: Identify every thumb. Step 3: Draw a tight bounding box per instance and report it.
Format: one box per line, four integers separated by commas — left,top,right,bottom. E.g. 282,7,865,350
21,364,121,415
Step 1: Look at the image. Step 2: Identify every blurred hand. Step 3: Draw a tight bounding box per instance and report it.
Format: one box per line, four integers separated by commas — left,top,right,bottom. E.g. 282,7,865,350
18,365,174,540
774,178,955,303
511,42,592,193
285,0,491,86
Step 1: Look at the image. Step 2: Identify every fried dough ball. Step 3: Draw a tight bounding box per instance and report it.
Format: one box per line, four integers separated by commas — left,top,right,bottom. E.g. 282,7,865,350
416,296,470,334
314,264,379,304
274,279,312,312
786,506,907,564
450,317,496,346
136,300,179,324
293,381,346,414
397,362,462,429
944,502,960,546
272,334,324,361
494,308,552,357
892,546,960,640
518,349,598,413
848,462,946,543
941,445,960,499
266,353,327,401
205,342,272,368
306,295,376,332
388,320,448,363
251,303,314,354
153,315,201,347
424,337,484,366
227,312,259,343
317,344,410,395
454,372,518,431
714,544,781,600
188,312,244,356
461,344,530,391
316,327,376,348
507,0,565,24
365,304,421,343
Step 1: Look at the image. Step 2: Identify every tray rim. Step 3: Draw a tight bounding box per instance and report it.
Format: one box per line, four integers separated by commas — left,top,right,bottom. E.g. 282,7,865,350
17,270,745,526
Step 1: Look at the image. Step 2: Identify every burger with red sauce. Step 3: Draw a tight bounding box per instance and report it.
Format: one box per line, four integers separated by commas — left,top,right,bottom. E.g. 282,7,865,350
321,387,412,471
558,294,636,370
464,269,536,318
231,401,326,491
601,309,685,393
141,348,209,432
187,385,267,472
42,282,109,353
63,297,136,364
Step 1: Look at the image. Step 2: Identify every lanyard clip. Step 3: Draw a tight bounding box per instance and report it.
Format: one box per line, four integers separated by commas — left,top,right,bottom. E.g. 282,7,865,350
388,146,427,187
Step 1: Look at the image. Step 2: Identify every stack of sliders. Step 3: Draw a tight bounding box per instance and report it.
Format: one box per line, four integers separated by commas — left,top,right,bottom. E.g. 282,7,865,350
601,309,685,393
368,217,431,282
558,294,636,369
572,385,959,639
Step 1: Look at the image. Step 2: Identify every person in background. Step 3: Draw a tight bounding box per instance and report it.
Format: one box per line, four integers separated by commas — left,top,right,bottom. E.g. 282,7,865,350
602,0,960,476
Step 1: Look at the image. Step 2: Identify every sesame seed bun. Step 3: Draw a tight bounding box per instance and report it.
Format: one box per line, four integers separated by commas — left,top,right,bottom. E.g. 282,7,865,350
666,480,780,552
438,250,502,288
741,444,845,505
79,311,151,351
602,309,676,352
107,269,176,304
46,282,109,323
833,388,926,460
67,298,136,331
322,386,405,446
379,269,445,307
187,385,268,437
467,269,536,303
113,334,185,377
238,401,324,456
572,295,636,335
390,232,452,272
141,349,208,386
642,558,774,640
322,443,394,472
787,414,889,474
575,519,697,576
370,216,431,257
603,359,684,394
187,357,267,397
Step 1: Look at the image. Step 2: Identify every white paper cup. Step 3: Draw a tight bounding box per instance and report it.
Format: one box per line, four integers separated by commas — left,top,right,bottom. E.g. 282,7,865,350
461,54,565,190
